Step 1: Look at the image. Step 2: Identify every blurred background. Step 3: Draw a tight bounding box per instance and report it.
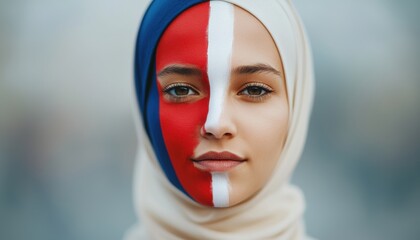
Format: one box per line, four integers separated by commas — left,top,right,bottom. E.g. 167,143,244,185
0,0,419,239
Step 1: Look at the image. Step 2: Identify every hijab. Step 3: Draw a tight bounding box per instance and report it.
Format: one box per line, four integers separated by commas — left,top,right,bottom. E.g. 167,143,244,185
126,0,314,239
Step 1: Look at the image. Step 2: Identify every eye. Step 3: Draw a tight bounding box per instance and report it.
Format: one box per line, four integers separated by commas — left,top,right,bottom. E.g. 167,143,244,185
238,83,273,99
163,83,199,102
166,85,197,96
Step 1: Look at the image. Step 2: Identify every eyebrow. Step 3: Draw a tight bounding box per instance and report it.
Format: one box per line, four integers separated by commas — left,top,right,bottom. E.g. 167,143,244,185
157,65,202,77
158,63,281,78
233,63,281,76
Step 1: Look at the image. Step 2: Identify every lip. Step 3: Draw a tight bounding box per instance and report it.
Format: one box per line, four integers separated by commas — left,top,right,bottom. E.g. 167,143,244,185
192,151,246,172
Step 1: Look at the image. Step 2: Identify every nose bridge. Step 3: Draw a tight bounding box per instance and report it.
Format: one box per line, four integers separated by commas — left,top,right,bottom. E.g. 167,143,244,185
204,1,235,138
204,92,236,138
204,88,231,136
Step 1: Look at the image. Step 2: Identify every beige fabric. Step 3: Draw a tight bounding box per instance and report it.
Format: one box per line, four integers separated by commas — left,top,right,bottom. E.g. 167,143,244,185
126,0,314,239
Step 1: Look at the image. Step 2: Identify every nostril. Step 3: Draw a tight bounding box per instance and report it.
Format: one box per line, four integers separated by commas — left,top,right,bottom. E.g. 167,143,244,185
200,126,208,137
201,120,237,139
202,129,233,139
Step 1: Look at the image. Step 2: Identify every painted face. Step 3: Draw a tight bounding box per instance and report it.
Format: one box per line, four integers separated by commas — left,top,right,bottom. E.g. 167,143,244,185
155,1,289,207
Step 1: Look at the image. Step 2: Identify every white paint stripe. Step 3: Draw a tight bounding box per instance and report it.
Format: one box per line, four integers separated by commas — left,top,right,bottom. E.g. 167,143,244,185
211,172,229,207
205,1,234,133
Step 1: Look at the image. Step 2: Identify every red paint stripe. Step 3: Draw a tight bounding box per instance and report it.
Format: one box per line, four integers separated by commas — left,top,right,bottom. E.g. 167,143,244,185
156,2,213,206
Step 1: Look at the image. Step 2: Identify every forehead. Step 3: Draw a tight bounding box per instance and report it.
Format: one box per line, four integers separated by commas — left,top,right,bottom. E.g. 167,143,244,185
156,3,210,71
156,2,281,71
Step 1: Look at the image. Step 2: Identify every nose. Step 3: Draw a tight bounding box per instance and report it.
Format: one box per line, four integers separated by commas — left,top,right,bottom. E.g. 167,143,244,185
202,99,237,139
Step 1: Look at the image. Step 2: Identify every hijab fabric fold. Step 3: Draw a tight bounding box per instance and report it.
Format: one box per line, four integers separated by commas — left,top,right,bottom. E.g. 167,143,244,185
126,0,314,239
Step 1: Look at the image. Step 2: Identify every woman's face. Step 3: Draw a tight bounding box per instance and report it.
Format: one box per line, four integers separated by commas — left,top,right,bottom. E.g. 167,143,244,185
155,1,289,207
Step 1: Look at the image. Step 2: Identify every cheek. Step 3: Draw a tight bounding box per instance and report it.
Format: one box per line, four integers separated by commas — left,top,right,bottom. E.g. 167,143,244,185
159,100,206,145
238,100,289,147
159,95,213,205
256,111,288,162
233,100,288,188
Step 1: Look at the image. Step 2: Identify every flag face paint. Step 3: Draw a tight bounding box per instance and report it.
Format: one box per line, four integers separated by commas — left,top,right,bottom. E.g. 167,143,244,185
155,2,234,207
207,1,234,208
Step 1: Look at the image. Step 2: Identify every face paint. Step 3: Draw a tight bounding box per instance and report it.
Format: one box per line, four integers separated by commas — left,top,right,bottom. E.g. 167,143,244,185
211,172,230,207
156,1,235,207
205,1,234,134
206,1,234,208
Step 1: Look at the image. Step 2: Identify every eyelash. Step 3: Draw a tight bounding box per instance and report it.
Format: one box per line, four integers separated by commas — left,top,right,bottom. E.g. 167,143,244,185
238,82,274,101
163,83,199,103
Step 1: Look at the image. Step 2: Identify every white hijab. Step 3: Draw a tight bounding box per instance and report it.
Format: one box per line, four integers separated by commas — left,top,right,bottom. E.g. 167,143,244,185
126,0,314,239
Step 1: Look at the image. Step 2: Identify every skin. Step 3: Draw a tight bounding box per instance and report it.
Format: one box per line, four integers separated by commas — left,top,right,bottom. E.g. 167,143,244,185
156,3,289,207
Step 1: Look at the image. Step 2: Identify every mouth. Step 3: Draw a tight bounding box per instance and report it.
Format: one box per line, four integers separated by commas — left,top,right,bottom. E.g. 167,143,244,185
191,151,246,172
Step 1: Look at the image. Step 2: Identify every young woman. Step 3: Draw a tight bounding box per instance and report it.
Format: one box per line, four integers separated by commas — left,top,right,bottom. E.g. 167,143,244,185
126,0,314,239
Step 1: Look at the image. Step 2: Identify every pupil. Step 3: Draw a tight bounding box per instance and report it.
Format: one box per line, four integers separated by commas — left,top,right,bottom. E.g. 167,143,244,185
248,86,262,95
175,86,189,95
